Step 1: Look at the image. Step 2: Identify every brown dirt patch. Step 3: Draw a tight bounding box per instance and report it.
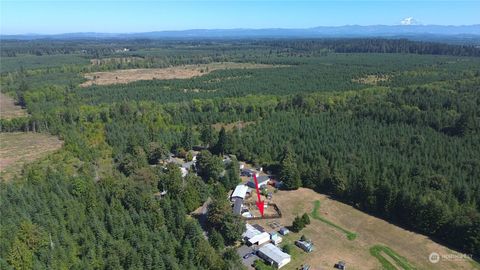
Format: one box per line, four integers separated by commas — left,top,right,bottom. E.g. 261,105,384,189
0,92,27,119
80,62,284,87
0,132,63,180
248,188,476,270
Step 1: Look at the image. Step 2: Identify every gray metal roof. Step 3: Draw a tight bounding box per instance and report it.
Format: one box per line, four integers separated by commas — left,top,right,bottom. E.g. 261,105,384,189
258,243,291,264
233,198,243,215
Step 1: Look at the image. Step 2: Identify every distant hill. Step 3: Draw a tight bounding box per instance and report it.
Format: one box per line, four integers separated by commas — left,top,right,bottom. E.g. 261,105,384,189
2,25,480,44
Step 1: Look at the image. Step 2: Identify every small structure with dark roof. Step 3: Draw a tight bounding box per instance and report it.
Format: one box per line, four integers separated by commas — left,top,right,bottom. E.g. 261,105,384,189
233,198,243,215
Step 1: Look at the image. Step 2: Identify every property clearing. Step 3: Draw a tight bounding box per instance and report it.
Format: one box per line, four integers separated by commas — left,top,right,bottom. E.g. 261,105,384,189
80,62,283,87
0,92,27,119
0,132,63,180
311,200,357,240
252,188,478,270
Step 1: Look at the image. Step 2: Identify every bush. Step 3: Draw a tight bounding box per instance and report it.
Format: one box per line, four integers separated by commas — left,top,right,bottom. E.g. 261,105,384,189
291,212,311,232
282,244,293,254
291,216,305,232
254,259,275,270
301,213,310,225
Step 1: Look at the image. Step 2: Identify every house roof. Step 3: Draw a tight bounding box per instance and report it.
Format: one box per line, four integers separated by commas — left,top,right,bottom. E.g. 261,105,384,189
243,223,261,239
248,232,270,244
253,224,266,232
257,175,270,182
231,184,249,199
233,198,243,215
258,243,291,263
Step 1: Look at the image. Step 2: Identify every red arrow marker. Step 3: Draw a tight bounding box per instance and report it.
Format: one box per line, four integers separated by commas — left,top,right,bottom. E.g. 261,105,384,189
253,174,265,216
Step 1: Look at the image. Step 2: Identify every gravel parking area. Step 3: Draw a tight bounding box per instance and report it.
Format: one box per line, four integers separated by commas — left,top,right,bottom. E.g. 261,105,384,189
237,245,259,269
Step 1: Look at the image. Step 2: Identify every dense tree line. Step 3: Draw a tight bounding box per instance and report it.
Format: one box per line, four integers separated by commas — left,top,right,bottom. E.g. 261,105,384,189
256,38,480,57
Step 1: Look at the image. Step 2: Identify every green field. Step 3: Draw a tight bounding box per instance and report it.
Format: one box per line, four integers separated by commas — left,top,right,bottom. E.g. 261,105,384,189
370,245,417,270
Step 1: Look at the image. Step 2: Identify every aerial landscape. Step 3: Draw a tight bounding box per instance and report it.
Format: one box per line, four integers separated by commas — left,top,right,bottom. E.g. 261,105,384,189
0,1,479,269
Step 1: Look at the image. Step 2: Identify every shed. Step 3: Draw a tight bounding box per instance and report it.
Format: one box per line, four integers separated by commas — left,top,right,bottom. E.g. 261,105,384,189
270,232,283,245
257,243,291,269
279,227,290,235
233,198,243,215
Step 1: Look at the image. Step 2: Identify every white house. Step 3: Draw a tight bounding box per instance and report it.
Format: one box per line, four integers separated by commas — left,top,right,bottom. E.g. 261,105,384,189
243,224,261,240
258,243,291,269
231,184,249,201
247,232,271,246
243,224,270,246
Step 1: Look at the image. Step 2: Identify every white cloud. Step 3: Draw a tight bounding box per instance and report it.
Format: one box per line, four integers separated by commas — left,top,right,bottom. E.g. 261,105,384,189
400,17,419,25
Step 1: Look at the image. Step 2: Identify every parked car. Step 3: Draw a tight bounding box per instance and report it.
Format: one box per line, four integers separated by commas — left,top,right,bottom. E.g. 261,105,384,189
243,253,254,259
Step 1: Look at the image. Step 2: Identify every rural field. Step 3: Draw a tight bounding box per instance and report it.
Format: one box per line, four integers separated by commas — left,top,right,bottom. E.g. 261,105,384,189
0,92,27,119
80,62,283,86
0,132,63,180
253,188,479,270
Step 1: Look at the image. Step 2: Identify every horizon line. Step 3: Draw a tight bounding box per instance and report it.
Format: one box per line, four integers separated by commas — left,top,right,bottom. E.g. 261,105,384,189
2,24,480,36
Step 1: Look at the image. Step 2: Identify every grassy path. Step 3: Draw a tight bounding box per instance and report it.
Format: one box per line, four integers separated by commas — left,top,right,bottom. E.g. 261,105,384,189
369,245,417,270
310,200,357,240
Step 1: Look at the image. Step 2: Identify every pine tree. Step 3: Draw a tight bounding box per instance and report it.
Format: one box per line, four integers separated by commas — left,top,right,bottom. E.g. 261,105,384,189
214,127,228,155
181,128,194,151
279,147,301,190
200,124,216,148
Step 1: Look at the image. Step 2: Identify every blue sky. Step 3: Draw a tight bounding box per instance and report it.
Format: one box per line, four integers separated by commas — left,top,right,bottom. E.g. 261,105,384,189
1,1,479,34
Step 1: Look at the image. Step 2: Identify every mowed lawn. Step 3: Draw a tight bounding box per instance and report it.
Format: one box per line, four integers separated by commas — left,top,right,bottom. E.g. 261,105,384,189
0,132,63,180
252,188,479,270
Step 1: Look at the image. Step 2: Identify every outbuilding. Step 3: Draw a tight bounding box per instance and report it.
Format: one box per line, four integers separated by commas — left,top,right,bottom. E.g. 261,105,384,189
233,198,243,215
270,232,283,245
257,243,291,269
279,227,290,236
